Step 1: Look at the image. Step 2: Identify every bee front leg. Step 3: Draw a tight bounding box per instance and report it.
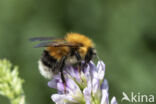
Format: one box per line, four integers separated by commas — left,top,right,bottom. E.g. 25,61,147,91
83,48,95,69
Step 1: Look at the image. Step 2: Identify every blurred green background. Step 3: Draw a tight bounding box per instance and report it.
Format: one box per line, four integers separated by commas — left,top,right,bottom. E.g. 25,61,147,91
0,0,156,104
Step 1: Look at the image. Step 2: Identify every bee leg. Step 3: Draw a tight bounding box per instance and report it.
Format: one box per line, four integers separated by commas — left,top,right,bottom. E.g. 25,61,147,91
75,51,83,81
59,56,67,93
83,48,94,69
61,70,66,93
74,51,82,70
82,60,90,71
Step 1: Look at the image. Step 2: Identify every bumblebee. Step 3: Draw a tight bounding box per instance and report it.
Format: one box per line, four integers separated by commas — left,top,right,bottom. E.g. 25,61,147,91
30,33,96,84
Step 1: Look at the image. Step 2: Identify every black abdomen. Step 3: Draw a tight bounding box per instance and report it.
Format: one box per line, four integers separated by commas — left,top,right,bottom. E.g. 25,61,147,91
41,50,58,72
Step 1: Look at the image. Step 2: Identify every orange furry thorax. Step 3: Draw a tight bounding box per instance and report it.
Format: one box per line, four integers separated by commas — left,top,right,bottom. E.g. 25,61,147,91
46,47,69,60
65,33,94,58
65,33,94,48
46,33,94,60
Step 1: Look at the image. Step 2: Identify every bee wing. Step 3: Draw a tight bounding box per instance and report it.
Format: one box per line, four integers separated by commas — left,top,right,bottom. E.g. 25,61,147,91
29,37,64,41
34,41,82,48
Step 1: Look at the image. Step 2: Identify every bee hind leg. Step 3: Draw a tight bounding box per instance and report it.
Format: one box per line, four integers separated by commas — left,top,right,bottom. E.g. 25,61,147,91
59,56,67,93
61,70,66,93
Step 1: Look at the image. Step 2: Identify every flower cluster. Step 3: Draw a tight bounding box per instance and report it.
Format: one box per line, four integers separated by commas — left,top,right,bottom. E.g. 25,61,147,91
48,61,117,104
0,59,25,104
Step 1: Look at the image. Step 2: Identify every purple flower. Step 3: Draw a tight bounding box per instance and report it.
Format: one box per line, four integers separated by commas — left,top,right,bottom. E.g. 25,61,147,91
48,61,117,104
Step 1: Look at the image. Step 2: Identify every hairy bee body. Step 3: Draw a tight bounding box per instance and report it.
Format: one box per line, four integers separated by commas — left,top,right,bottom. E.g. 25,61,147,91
32,33,96,80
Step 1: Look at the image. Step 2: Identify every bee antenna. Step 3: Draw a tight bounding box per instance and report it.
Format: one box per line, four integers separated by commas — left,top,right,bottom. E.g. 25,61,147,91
96,55,101,61
96,55,103,67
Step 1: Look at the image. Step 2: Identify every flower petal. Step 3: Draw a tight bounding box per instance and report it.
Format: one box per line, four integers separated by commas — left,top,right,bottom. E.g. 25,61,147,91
101,90,109,104
65,66,80,80
83,87,91,104
57,82,65,92
83,65,91,83
48,77,60,89
52,94,77,104
92,78,100,94
111,97,117,104
66,78,79,91
83,81,92,104
89,61,98,79
101,79,109,91
97,61,105,80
